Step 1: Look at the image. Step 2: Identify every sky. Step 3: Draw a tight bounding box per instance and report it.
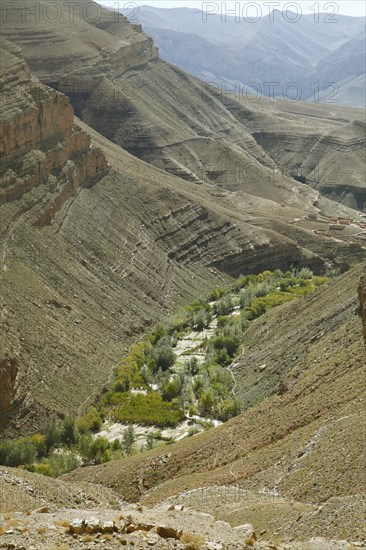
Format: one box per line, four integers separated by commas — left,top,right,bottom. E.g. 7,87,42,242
99,1,366,17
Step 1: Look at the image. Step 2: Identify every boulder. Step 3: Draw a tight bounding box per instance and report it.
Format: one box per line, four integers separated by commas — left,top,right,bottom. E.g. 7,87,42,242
101,520,115,533
85,516,101,534
156,525,182,539
69,518,86,535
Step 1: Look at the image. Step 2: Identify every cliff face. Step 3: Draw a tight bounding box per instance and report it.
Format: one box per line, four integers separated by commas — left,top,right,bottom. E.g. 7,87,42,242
2,2,364,219
0,8,364,434
0,1,158,113
359,266,366,345
0,357,18,430
0,39,108,226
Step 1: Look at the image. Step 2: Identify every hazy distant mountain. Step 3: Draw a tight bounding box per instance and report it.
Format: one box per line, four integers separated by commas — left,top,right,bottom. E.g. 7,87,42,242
125,5,366,107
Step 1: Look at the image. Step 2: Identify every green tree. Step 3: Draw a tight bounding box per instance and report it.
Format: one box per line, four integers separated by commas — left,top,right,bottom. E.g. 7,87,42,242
298,267,313,279
0,438,36,467
122,425,135,456
199,390,216,416
162,379,180,401
185,357,199,376
76,408,102,434
114,374,131,393
145,432,155,450
152,340,176,371
61,417,79,447
44,415,61,451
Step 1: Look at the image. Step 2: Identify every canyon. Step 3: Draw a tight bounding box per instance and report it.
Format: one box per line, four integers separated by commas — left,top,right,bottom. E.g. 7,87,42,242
1,3,364,434
0,1,365,547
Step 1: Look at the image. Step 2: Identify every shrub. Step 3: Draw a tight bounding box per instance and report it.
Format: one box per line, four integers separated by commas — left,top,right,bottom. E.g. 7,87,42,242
145,433,155,450
245,292,296,320
114,375,131,393
192,310,210,331
115,344,145,388
217,399,242,422
253,282,270,298
60,417,79,447
0,438,36,467
24,463,53,477
279,280,289,292
164,313,190,335
149,323,167,346
185,299,210,313
215,295,234,316
185,357,199,376
162,379,181,402
44,415,61,451
239,289,254,309
298,267,313,279
217,315,229,328
212,348,231,366
31,434,47,458
312,276,329,286
42,450,81,477
188,404,198,416
198,390,216,416
78,433,95,462
89,437,111,464
211,335,239,357
76,408,102,434
235,274,257,289
151,339,176,371
210,365,234,392
112,392,184,427
207,288,225,301
111,439,122,451
325,267,341,278
187,426,200,437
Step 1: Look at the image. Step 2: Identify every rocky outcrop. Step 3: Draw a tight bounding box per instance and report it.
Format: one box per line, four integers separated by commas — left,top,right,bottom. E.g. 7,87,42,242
2,1,365,221
0,1,158,115
358,266,366,345
0,5,364,437
0,356,19,428
0,39,108,226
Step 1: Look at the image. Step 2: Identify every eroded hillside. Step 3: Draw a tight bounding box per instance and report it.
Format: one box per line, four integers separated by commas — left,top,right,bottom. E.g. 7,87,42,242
64,264,366,542
0,38,341,436
2,0,365,214
359,266,366,344
1,1,365,436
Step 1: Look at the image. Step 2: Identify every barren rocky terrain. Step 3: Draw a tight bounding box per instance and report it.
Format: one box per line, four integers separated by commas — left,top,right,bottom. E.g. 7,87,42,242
1,13,364,434
63,265,366,542
0,2,365,548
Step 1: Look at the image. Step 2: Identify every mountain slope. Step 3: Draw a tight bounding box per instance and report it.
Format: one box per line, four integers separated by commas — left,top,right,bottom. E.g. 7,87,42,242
223,95,366,210
2,0,365,213
125,5,366,106
1,36,349,436
64,264,366,542
1,1,366,434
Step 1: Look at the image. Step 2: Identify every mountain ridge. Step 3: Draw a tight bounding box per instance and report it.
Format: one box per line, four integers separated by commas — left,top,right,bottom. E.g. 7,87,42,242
127,4,366,108
1,0,365,436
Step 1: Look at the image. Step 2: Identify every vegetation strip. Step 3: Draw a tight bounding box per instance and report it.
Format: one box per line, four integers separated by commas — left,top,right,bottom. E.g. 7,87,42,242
0,267,331,477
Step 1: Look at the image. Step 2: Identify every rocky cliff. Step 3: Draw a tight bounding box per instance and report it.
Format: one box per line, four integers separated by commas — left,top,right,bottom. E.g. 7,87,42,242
0,1,158,114
1,7,365,434
358,266,366,345
0,39,108,225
